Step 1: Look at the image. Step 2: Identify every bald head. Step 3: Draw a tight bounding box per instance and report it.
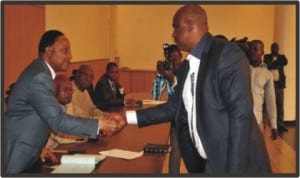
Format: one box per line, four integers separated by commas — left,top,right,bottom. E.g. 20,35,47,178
172,5,209,52
78,65,93,74
176,5,208,27
53,75,70,92
75,65,94,91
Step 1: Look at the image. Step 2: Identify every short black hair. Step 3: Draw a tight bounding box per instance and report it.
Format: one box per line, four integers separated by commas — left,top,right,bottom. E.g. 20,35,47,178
106,62,118,72
251,39,264,47
215,34,228,41
167,44,182,57
271,42,279,48
38,30,64,55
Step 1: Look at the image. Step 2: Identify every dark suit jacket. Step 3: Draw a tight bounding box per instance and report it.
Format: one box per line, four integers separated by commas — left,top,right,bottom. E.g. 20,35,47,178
94,74,125,110
3,58,99,174
136,33,271,174
263,53,288,88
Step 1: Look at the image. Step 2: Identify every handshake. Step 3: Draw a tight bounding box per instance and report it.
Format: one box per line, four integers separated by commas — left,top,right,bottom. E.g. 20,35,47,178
99,112,127,136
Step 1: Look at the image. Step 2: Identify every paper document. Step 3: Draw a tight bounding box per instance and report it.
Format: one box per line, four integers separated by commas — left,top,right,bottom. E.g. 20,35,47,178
52,154,106,173
99,149,144,160
52,164,95,173
54,137,87,144
142,99,166,105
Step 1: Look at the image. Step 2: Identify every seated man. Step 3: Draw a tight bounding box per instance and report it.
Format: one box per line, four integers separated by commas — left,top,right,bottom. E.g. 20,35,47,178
67,65,107,118
94,62,125,110
40,73,108,163
71,69,95,104
40,75,74,163
44,75,87,150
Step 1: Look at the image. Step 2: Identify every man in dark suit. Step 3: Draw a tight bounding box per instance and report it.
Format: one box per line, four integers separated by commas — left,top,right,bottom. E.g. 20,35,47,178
120,5,271,174
3,30,124,174
94,62,125,110
263,42,288,134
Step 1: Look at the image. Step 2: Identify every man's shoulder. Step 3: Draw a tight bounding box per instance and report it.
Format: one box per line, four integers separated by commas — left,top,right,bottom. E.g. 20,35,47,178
96,74,108,85
18,60,50,83
264,53,272,58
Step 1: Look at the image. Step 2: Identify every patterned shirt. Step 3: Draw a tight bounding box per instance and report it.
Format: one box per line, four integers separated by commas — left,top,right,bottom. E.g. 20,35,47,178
152,74,176,100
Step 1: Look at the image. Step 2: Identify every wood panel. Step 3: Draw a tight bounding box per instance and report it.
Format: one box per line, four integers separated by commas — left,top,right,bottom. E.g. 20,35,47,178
120,70,156,94
4,5,45,97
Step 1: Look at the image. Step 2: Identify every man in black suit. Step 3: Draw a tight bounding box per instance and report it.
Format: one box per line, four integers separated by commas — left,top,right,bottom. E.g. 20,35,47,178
3,30,124,174
94,62,125,110
119,5,271,174
264,42,288,134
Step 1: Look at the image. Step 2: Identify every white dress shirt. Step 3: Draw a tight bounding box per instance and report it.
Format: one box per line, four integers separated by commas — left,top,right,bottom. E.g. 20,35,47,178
44,60,56,80
108,79,124,95
126,54,207,159
250,63,277,130
182,54,207,159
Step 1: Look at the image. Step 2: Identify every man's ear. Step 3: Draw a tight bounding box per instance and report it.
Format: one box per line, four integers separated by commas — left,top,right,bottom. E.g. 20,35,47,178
45,46,53,56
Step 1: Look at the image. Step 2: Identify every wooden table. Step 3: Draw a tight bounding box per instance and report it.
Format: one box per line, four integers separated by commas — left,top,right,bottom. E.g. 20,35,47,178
53,123,170,174
43,94,171,174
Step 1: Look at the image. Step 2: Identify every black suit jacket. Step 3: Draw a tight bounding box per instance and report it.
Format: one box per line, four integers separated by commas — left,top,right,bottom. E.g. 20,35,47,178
263,53,288,88
136,33,271,174
3,58,99,174
94,74,125,110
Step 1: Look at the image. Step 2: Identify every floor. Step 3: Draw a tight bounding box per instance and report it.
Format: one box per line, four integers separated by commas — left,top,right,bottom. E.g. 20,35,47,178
281,123,296,150
162,122,297,174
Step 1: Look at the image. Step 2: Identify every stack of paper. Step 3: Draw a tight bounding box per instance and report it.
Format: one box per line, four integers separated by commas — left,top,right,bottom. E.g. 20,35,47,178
52,154,106,173
142,99,166,105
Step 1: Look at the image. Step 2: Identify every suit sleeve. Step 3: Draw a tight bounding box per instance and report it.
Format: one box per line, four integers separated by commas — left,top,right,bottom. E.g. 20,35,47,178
28,73,98,139
218,43,254,173
263,54,288,69
136,100,177,127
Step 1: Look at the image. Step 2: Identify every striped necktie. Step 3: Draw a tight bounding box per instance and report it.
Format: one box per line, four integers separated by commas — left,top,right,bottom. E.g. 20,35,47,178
190,72,196,145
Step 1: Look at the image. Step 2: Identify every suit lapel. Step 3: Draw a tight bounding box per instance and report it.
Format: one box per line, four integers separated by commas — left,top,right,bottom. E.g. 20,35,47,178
37,57,53,78
174,60,189,127
196,52,208,100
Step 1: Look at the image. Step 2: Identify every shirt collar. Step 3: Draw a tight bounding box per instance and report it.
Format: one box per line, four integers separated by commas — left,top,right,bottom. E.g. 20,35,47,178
252,62,267,68
190,32,212,59
108,79,115,88
260,62,267,68
44,60,56,80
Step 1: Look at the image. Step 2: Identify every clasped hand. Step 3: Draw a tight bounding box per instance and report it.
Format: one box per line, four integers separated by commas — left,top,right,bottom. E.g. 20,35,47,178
100,112,126,136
